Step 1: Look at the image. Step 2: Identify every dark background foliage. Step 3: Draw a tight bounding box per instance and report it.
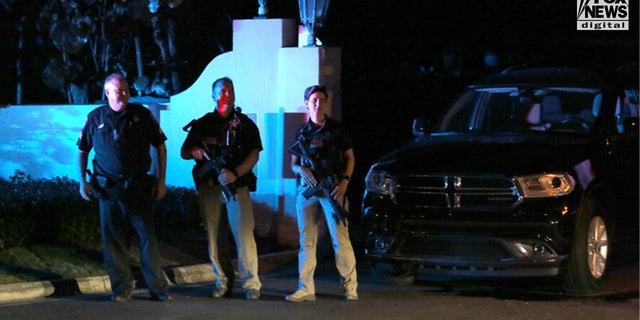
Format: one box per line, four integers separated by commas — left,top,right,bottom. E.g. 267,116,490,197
0,172,100,248
0,171,203,250
0,0,300,104
1,1,636,106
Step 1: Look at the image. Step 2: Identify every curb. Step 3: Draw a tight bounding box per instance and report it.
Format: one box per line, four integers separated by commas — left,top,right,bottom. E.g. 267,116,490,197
0,250,298,304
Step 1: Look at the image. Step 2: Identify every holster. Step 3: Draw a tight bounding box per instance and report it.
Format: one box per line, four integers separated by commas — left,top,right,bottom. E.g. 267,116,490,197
90,173,157,199
88,173,109,199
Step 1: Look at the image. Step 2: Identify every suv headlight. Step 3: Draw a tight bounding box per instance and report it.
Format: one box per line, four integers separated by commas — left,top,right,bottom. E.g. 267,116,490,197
365,167,397,196
514,173,575,198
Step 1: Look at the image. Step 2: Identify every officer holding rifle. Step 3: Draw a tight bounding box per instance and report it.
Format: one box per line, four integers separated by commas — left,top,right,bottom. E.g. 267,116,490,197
285,84,358,302
180,77,262,300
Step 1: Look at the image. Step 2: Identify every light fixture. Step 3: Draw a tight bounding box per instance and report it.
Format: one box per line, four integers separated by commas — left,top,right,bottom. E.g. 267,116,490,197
298,0,330,47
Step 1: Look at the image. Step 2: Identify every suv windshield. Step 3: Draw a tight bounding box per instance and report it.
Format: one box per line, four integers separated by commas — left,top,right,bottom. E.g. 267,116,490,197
437,87,602,133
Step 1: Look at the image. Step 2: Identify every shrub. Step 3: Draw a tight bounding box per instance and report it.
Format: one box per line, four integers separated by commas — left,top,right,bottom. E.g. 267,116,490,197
0,171,202,250
0,172,40,248
0,171,101,248
154,186,203,243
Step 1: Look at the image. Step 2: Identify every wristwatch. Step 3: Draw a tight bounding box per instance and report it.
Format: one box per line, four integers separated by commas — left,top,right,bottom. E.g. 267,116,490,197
342,174,351,181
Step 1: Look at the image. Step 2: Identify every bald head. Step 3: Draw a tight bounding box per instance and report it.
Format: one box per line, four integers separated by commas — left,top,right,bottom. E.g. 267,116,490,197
104,73,130,112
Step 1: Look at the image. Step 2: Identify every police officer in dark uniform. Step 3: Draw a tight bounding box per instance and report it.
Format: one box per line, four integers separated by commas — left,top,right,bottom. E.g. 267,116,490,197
77,73,171,302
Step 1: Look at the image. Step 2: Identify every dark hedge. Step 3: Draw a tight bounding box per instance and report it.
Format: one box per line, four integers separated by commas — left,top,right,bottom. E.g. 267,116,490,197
0,171,201,250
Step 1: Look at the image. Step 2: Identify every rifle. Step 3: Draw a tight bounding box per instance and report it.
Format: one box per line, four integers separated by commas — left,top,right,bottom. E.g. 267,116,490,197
289,140,348,225
195,146,237,202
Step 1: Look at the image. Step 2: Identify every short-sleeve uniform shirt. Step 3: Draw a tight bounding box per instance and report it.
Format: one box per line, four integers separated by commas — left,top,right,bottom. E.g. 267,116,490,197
77,103,167,179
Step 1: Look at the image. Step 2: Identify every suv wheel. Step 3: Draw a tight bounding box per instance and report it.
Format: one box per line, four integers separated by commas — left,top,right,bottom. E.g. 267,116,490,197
370,260,416,286
561,199,609,294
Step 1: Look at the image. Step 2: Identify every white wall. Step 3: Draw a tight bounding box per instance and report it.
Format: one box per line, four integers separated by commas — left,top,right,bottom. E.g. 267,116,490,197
0,104,96,179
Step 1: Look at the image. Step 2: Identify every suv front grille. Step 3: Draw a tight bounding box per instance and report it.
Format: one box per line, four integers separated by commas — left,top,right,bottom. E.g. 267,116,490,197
400,236,510,258
396,175,521,211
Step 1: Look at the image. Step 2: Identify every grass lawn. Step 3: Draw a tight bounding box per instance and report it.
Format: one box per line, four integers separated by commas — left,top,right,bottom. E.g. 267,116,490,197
0,245,107,285
0,234,290,286
0,238,206,285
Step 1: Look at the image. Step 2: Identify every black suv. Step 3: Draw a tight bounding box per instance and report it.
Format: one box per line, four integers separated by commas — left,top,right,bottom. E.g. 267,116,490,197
361,65,638,294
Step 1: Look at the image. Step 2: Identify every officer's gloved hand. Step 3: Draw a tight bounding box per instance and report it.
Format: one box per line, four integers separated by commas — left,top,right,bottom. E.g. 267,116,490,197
218,168,238,185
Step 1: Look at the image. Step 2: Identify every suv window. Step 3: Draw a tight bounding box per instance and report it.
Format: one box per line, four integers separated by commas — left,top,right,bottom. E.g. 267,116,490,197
437,87,602,133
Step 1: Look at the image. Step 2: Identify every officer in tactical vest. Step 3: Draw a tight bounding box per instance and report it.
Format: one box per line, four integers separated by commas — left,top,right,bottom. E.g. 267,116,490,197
285,84,358,302
180,77,262,300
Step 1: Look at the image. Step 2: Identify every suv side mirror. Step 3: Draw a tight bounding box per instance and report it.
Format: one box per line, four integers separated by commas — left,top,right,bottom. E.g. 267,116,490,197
412,117,433,137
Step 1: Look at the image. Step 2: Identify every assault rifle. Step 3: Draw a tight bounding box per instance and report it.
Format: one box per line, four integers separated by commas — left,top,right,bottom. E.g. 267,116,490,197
195,146,237,202
289,140,348,225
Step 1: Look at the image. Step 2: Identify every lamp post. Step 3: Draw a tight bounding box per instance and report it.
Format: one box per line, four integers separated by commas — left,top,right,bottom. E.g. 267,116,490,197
298,0,330,47
257,0,268,18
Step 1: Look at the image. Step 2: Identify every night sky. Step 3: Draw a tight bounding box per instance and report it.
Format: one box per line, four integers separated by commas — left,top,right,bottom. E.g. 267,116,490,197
1,0,638,205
